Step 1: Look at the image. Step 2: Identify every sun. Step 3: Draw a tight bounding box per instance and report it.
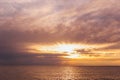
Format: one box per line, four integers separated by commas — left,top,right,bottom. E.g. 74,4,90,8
54,43,80,59
54,44,78,53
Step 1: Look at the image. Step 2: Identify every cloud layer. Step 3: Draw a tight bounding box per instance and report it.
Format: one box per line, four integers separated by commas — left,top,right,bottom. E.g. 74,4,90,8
0,0,120,65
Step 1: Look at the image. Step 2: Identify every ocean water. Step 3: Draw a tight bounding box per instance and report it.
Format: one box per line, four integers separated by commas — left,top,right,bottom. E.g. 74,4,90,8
0,66,120,80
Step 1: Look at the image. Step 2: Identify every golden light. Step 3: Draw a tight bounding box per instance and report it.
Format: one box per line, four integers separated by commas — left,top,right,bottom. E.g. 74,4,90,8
65,53,80,59
53,44,82,59
54,44,78,53
28,43,114,59
30,43,87,53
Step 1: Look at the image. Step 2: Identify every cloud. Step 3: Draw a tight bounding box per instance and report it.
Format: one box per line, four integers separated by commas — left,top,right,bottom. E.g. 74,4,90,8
0,0,120,65
0,49,68,65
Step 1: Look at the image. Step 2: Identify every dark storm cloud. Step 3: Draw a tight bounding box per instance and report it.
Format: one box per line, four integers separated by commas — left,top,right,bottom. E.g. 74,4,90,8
0,50,68,65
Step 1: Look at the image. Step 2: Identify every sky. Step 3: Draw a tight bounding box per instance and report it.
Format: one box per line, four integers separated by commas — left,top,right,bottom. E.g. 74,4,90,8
0,0,120,66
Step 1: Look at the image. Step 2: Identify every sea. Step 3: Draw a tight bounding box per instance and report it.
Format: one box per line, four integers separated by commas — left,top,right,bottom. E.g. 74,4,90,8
0,66,120,80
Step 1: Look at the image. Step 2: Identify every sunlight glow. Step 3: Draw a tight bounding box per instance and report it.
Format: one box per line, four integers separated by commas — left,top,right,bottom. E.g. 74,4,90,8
54,44,78,53
28,42,116,59
65,54,80,59
33,43,91,53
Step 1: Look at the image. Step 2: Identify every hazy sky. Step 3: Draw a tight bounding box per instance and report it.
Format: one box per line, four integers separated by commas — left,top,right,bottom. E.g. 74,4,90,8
0,0,120,66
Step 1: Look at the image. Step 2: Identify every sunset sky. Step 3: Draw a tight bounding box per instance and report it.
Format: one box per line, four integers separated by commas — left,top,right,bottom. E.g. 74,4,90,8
0,0,120,66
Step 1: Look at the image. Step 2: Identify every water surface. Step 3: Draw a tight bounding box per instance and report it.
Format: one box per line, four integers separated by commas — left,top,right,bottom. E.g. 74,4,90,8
0,66,120,80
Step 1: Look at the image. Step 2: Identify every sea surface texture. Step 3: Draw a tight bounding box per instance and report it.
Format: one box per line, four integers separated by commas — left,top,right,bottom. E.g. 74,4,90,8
0,66,120,80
